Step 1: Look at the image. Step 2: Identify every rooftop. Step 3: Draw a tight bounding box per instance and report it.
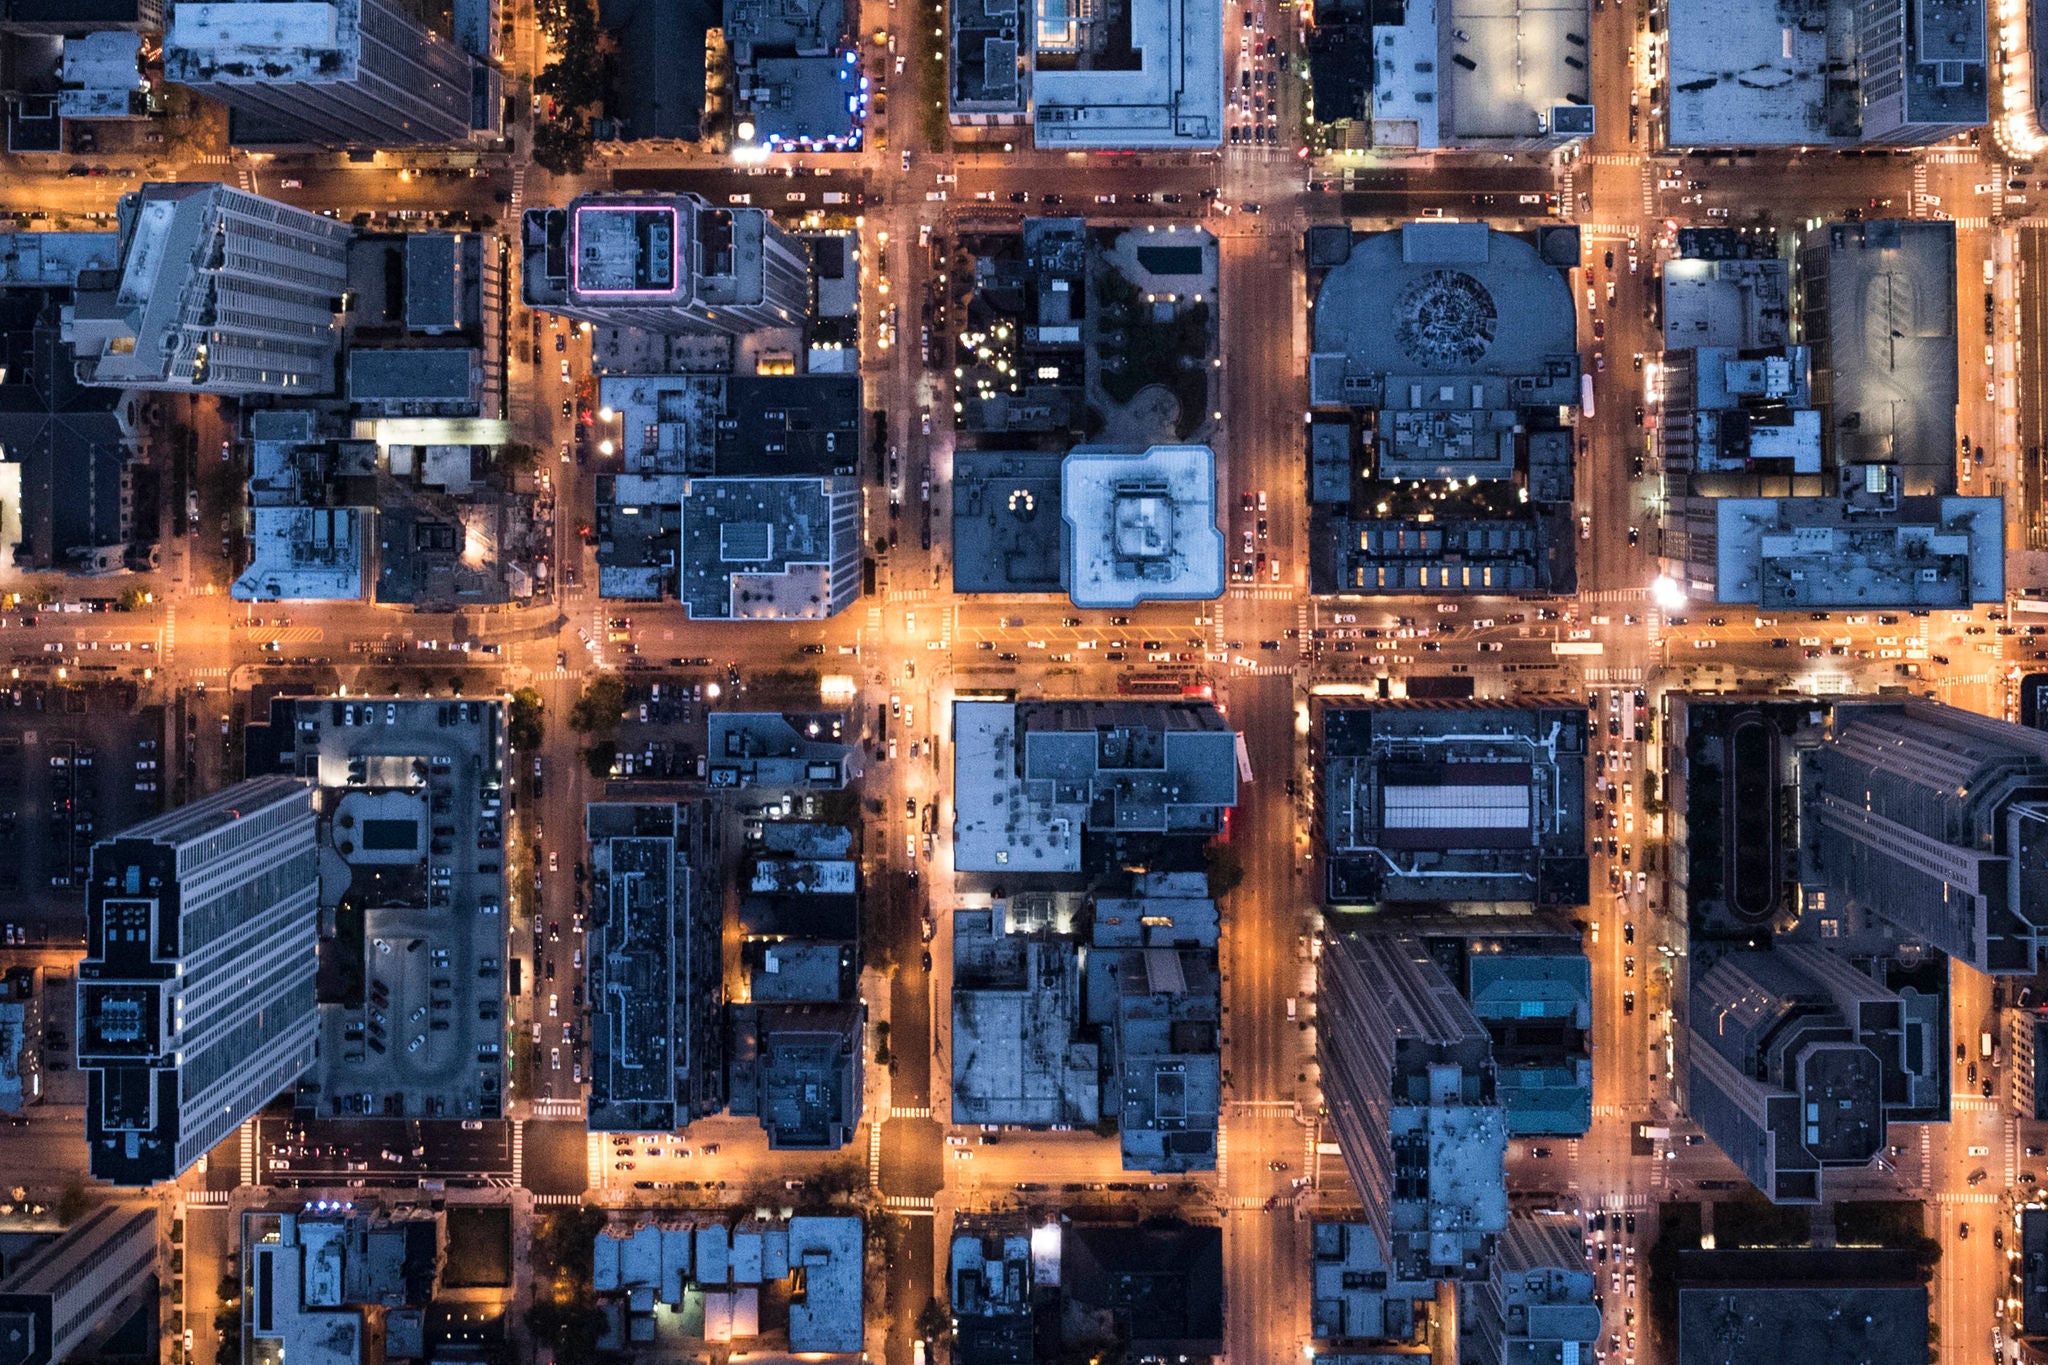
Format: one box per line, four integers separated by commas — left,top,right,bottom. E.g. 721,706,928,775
1030,0,1222,147
1320,700,1590,906
233,506,370,601
166,0,362,83
678,476,859,620
951,908,1099,1127
1061,445,1224,608
1797,219,1958,492
1310,223,1581,424
571,203,680,295
728,1002,863,1149
1662,257,1793,351
1713,489,2005,608
952,699,1240,873
706,711,854,789
1367,0,1591,148
584,803,706,1132
951,449,1066,593
1675,1281,1927,1365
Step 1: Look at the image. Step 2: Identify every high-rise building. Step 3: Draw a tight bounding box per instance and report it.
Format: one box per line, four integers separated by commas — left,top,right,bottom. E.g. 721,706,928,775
78,776,319,1185
66,182,352,398
520,194,810,337
165,0,487,146
1685,947,1900,1204
1318,931,1508,1282
1805,700,2048,975
0,1203,160,1365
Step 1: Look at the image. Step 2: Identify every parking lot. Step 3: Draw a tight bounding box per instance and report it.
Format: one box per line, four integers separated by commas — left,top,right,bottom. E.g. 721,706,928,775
279,698,511,1121
0,685,166,943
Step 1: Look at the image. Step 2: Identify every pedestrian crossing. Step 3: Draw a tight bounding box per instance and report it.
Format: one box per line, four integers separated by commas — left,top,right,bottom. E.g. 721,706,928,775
533,1193,586,1207
531,1096,587,1119
186,1190,231,1207
586,1133,604,1190
889,1105,932,1119
1912,161,1928,217
1231,586,1297,603
512,1121,525,1186
240,1121,256,1186
867,1117,884,1189
510,164,527,209
163,604,176,655
884,1195,935,1214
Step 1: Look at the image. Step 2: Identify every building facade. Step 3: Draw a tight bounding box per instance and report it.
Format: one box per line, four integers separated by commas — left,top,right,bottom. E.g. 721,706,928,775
78,775,320,1184
521,194,810,337
67,182,352,398
1805,700,2048,975
166,0,485,146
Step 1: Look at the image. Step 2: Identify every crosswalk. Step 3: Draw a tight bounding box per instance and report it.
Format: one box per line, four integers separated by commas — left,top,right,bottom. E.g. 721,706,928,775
530,1096,587,1119
163,604,176,655
889,1105,932,1119
511,164,527,209
512,1120,525,1186
186,1190,231,1207
1912,161,1928,217
884,1195,935,1214
240,1121,256,1186
533,1193,586,1207
867,1117,884,1189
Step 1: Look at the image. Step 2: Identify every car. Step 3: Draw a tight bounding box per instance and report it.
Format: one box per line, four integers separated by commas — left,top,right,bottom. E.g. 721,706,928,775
921,950,933,972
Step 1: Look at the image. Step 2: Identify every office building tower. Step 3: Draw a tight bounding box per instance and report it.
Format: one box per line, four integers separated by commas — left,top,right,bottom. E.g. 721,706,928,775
165,0,487,146
1686,947,1902,1204
520,193,810,337
79,776,319,1185
1318,931,1508,1282
1854,0,1988,144
0,1202,160,1365
66,182,351,398
1805,700,2048,975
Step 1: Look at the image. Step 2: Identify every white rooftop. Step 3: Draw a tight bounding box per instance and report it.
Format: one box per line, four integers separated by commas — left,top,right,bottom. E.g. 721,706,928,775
168,0,358,81
1062,445,1224,609
233,506,370,601
1031,0,1222,147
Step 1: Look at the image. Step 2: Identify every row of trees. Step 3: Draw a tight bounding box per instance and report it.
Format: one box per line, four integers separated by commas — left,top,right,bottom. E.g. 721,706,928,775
531,0,607,174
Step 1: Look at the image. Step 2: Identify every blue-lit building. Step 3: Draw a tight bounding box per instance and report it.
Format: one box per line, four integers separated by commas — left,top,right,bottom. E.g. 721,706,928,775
725,0,867,152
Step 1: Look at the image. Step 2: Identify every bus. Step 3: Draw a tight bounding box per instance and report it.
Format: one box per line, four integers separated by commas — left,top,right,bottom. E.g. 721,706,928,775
1581,373,1597,418
1552,641,1605,656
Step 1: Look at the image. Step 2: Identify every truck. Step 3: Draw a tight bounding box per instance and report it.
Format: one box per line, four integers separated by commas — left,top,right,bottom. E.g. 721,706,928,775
1552,641,1606,656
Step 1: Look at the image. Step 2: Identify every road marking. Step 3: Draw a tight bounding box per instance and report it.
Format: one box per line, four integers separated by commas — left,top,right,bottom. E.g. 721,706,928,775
889,1106,931,1119
884,1195,935,1213
240,1120,256,1186
512,1120,525,1186
868,1116,883,1190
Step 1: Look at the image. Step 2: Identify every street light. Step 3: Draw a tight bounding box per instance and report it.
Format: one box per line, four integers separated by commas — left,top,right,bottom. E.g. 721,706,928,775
1651,575,1686,613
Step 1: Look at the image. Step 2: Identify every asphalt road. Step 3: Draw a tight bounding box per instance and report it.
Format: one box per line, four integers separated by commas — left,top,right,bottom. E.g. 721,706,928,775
0,0,2043,1355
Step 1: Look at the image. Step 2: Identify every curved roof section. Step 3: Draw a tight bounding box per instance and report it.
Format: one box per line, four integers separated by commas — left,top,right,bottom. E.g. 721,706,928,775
1313,222,1576,382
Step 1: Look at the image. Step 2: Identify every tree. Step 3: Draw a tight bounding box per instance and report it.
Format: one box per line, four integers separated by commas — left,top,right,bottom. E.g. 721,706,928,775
497,442,542,478
509,687,545,753
568,672,625,733
532,117,592,175
1205,842,1244,900
582,741,617,779
55,1179,87,1225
